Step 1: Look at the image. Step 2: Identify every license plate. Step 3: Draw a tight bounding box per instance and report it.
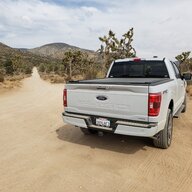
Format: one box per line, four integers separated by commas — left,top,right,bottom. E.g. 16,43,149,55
96,118,110,127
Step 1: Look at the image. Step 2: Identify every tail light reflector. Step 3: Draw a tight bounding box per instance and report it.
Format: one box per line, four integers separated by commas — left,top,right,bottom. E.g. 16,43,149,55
63,89,67,107
148,93,161,116
133,58,141,62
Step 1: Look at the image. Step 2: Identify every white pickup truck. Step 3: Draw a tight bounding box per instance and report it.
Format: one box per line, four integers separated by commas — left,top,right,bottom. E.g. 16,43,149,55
62,57,189,149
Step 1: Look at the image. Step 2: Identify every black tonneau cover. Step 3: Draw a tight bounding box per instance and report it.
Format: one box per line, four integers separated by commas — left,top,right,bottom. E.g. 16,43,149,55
68,78,173,86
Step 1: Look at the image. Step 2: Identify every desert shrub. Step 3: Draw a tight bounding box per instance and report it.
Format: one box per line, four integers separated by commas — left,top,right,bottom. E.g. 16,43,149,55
50,75,65,83
46,65,53,73
0,73,4,82
58,65,65,76
39,63,45,72
188,86,192,96
4,59,14,75
84,68,98,79
53,65,59,74
24,66,32,74
96,70,106,78
189,89,192,96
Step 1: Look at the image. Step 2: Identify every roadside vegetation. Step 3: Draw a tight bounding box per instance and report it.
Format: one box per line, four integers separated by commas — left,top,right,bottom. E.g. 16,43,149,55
175,51,192,72
175,51,192,97
38,50,101,83
0,42,60,89
38,28,137,82
0,44,32,89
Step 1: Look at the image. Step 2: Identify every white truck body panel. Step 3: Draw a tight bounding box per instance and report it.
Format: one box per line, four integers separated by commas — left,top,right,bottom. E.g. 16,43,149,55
65,84,149,122
63,57,186,138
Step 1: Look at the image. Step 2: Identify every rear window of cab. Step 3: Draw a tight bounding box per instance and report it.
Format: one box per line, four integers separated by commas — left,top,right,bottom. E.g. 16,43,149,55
109,60,169,78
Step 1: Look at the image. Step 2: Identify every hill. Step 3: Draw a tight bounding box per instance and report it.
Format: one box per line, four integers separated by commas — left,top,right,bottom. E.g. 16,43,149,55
28,42,94,59
0,42,100,85
0,42,60,77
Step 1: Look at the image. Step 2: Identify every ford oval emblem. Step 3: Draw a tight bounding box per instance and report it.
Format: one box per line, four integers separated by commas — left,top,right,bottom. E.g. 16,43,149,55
96,95,108,101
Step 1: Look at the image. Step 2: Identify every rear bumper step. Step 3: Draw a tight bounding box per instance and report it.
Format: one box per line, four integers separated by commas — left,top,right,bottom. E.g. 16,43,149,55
62,112,160,137
63,112,157,129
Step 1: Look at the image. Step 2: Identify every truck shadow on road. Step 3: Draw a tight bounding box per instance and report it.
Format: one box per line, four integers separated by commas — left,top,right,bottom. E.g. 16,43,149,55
56,124,154,154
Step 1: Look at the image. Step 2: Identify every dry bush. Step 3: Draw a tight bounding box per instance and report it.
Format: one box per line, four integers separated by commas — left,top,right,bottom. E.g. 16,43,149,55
186,85,192,91
96,71,106,79
0,79,21,90
40,73,65,84
0,73,31,92
186,86,189,93
188,86,192,96
0,74,4,82
5,74,30,82
50,75,65,83
84,68,98,80
71,74,84,81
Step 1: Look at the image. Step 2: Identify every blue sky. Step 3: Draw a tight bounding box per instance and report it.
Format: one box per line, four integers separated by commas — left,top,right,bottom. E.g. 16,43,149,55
0,0,192,59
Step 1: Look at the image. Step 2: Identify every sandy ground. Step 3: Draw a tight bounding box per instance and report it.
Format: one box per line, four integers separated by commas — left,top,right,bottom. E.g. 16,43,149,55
0,68,192,192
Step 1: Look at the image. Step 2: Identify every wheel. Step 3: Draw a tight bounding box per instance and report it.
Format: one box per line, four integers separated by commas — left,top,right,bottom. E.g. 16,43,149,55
80,128,97,135
181,95,187,113
153,109,173,149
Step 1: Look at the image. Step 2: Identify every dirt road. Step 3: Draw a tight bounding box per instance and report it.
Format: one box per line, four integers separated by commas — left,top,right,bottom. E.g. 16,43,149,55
0,68,192,192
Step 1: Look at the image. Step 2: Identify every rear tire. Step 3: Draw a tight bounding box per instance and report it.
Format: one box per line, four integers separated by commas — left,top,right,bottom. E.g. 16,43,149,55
153,109,173,149
181,95,187,113
80,128,97,135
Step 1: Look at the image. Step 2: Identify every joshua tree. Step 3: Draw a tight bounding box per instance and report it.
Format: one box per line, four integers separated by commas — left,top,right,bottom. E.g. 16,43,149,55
62,50,91,79
98,28,136,72
175,51,191,64
11,54,22,73
175,51,191,71
62,50,100,80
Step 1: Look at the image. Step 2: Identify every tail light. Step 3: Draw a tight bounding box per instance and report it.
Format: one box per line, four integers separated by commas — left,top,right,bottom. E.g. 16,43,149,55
133,58,141,62
148,93,161,116
63,89,67,107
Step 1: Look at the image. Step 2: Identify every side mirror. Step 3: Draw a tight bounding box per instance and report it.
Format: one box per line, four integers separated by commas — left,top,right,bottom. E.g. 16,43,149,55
182,73,191,80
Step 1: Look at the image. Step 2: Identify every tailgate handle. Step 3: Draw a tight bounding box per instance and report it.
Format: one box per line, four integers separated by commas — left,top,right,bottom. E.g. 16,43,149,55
97,86,109,90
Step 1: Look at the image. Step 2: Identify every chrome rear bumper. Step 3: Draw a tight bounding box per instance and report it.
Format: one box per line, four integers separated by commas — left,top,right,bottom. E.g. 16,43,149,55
62,112,160,137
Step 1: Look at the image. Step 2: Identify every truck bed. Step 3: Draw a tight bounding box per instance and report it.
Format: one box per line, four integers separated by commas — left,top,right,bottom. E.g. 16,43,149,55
68,78,173,86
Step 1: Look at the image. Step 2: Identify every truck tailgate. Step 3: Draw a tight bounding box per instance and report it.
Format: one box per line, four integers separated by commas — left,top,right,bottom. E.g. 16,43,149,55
65,84,149,122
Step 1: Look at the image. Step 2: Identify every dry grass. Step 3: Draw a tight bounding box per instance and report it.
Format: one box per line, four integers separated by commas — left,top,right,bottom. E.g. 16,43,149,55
96,71,106,79
40,72,86,83
70,75,84,81
6,74,31,81
0,80,21,93
40,73,66,83
0,74,31,93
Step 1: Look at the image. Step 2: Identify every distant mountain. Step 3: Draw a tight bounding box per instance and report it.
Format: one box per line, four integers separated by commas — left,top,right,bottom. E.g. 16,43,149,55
28,42,95,59
0,41,96,77
0,42,60,74
17,48,28,52
0,42,20,60
0,42,15,53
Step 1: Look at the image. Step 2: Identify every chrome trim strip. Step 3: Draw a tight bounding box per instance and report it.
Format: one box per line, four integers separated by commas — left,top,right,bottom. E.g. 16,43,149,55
63,112,90,120
116,120,157,128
